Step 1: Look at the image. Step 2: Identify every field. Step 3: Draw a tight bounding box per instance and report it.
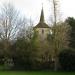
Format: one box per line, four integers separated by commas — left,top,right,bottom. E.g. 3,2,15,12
0,71,75,75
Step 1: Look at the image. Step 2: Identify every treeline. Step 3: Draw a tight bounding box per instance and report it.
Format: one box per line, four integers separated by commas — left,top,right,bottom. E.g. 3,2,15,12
0,3,75,71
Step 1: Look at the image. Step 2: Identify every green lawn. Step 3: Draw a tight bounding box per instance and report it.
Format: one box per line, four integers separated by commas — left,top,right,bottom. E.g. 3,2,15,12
0,71,75,75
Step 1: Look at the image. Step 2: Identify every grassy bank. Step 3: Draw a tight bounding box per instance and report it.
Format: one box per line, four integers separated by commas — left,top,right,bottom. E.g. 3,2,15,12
0,71,75,75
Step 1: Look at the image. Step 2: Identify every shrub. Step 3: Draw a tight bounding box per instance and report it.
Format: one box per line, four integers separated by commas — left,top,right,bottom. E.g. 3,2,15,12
59,49,75,71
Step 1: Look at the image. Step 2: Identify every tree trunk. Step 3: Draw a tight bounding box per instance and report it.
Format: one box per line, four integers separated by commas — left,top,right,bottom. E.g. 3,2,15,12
54,56,59,71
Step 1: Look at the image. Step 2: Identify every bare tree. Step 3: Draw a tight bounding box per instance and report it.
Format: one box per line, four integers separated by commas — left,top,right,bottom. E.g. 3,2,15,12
48,0,59,71
0,3,27,41
48,0,71,71
0,3,27,55
17,17,34,40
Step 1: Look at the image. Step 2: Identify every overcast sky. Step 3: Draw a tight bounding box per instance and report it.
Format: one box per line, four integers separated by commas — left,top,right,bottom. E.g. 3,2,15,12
0,0,75,24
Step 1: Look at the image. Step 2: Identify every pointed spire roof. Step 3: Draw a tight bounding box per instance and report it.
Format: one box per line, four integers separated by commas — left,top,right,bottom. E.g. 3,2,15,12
40,7,44,23
34,6,50,28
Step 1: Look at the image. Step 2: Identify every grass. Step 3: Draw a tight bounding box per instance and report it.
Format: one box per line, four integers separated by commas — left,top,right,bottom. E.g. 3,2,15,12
0,71,75,75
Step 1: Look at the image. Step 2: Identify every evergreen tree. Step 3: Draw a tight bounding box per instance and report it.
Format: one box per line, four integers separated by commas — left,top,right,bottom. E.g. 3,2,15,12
65,17,75,49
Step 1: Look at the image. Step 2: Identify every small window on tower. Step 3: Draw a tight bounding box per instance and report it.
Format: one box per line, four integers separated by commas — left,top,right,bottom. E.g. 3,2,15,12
42,29,44,34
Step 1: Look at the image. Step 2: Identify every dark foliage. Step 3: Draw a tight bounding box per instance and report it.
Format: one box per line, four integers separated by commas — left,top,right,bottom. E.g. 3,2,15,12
11,38,38,70
59,49,75,71
65,17,75,49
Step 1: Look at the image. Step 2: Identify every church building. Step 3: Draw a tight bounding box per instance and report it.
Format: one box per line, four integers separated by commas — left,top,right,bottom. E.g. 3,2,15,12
33,7,52,62
34,7,50,40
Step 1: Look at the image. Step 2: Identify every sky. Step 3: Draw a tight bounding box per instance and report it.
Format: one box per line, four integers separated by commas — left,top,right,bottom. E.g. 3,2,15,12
0,0,75,24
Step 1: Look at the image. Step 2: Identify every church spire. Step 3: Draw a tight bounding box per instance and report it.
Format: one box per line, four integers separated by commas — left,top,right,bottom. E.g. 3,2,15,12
40,6,44,23
34,4,49,28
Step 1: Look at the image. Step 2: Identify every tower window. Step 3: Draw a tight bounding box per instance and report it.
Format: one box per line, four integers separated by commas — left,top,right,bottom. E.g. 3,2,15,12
42,29,44,34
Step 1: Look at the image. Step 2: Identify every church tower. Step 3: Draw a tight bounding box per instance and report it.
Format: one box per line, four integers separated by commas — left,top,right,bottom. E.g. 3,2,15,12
34,7,50,40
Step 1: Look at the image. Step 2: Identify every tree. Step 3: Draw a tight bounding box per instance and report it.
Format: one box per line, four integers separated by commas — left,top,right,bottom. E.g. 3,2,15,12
0,3,27,48
48,0,71,71
11,32,39,69
59,49,75,71
48,22,71,71
65,17,75,49
10,19,38,69
11,38,31,69
0,3,27,41
48,0,60,71
0,3,27,65
17,17,34,40
52,22,71,50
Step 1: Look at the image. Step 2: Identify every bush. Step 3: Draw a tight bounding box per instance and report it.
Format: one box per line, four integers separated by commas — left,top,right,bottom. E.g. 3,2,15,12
59,49,75,71
11,38,38,70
